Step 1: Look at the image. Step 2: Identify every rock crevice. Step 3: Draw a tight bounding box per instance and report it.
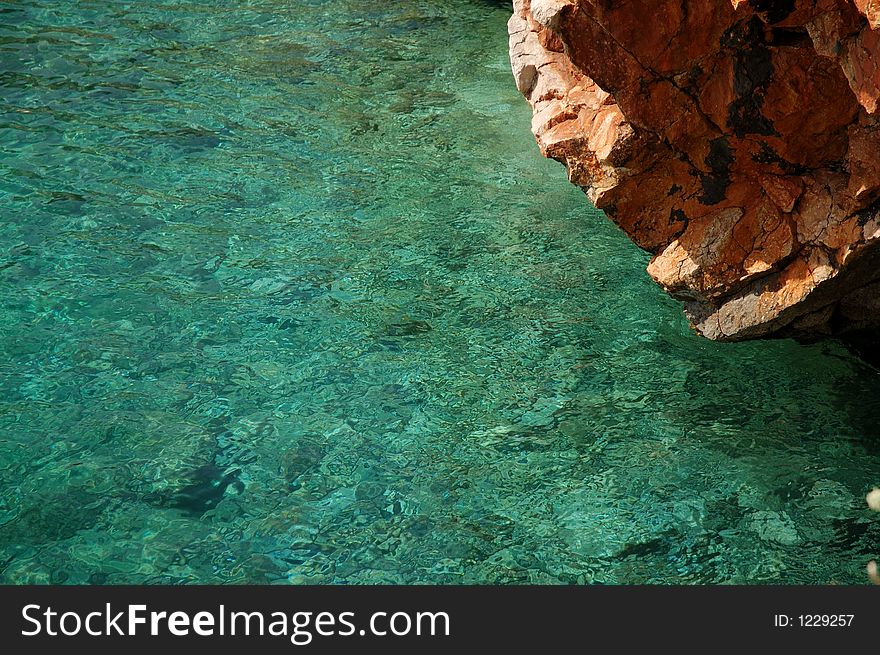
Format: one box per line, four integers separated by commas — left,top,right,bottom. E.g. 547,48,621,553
509,0,880,340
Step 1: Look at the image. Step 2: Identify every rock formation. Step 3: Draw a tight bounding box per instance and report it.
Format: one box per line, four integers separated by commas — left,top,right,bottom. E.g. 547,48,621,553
509,0,880,341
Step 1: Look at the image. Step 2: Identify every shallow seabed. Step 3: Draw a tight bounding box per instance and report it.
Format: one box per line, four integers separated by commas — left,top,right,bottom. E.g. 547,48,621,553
1,0,879,584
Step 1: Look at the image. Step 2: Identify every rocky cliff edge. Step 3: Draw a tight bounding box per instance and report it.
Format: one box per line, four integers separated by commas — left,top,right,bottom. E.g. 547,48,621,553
510,0,880,340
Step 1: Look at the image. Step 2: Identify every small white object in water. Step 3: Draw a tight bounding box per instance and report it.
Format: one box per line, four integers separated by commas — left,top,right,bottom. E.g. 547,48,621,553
866,487,880,512
867,560,880,585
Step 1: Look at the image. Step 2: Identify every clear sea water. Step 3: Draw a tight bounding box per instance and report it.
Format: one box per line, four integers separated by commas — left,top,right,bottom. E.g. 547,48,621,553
1,0,879,585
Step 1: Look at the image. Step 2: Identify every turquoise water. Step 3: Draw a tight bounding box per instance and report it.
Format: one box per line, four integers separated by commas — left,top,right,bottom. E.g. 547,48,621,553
1,0,879,585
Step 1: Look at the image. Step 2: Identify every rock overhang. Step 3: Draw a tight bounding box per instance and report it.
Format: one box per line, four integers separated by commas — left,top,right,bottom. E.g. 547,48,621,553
509,0,880,341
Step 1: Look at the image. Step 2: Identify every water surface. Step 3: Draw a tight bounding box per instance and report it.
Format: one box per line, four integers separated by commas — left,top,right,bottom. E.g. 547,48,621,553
1,0,880,584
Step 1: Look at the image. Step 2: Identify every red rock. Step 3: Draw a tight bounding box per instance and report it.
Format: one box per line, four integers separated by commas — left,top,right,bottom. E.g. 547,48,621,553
509,0,880,340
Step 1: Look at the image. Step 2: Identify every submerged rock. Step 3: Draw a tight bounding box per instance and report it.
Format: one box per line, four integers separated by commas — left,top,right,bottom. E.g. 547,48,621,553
509,0,880,341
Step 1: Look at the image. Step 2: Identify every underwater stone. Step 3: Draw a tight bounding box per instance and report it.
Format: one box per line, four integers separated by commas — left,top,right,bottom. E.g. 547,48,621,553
509,0,880,340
